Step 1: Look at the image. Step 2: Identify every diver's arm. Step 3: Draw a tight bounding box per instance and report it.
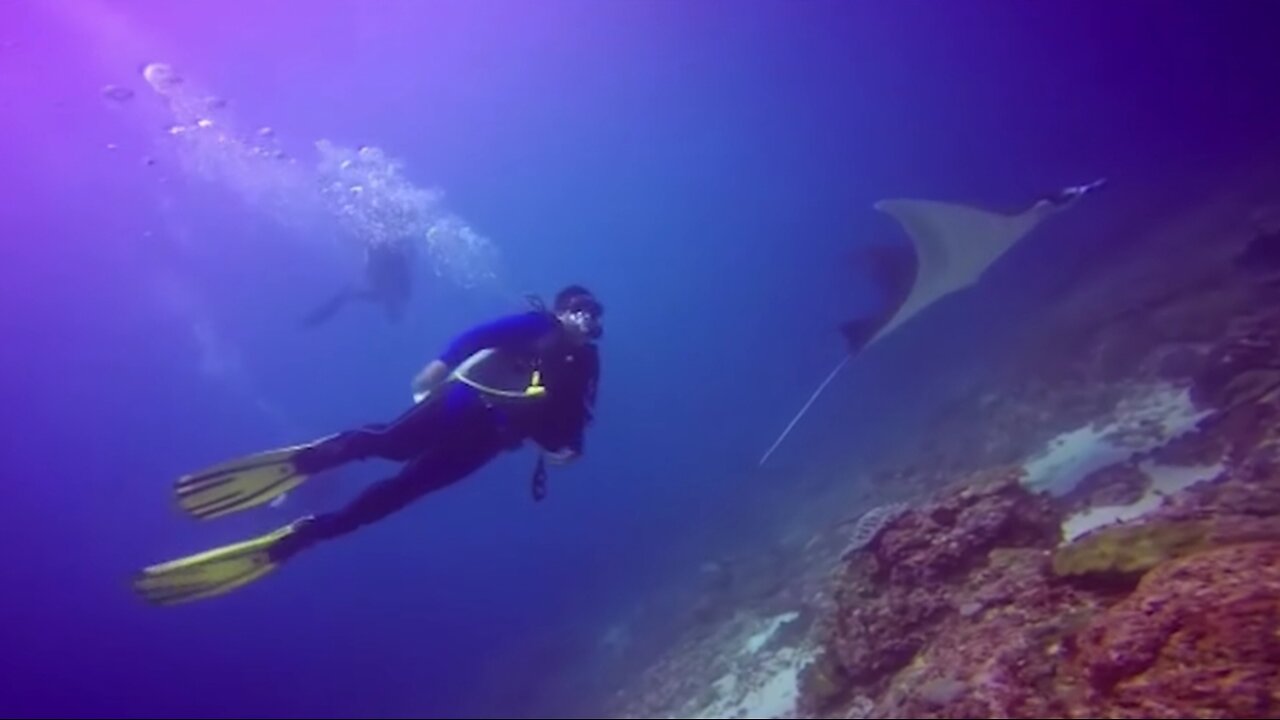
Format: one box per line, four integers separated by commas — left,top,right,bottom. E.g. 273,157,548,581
544,423,585,464
412,312,554,397
546,406,587,463
544,350,597,464
411,360,451,397
439,312,555,365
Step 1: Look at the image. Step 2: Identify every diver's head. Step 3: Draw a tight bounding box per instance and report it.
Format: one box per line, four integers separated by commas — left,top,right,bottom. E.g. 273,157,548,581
553,284,603,342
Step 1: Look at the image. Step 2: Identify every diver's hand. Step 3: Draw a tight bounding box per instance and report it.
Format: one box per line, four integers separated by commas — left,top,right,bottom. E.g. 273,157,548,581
544,448,579,465
411,359,450,400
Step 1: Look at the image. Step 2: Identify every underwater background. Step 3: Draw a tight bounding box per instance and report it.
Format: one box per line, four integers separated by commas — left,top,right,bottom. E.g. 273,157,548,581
3,1,1280,717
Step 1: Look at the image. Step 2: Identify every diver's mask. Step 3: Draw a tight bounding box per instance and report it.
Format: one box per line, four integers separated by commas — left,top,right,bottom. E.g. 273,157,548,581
562,295,604,340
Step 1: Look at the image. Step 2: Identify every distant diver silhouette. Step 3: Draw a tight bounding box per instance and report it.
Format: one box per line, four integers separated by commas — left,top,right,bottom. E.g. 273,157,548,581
758,178,1107,467
302,241,414,327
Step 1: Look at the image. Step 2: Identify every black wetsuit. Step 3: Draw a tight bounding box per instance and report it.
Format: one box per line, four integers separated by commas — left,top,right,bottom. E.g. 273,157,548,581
273,310,599,559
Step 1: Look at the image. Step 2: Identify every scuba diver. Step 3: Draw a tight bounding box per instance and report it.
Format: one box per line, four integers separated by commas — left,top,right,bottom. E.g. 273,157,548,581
134,285,604,606
301,239,414,327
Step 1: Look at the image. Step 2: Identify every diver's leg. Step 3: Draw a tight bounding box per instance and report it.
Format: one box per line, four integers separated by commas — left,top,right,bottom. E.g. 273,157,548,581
270,423,506,561
300,286,357,328
294,385,476,473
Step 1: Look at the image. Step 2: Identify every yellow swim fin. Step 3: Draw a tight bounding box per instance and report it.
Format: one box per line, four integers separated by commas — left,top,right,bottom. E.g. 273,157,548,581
174,435,335,520
132,518,310,606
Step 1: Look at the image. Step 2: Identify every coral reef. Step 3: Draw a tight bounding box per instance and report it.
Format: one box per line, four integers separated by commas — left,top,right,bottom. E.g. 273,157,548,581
1050,517,1213,580
1059,462,1151,515
866,546,1105,719
792,297,1280,719
797,468,1063,717
1190,311,1280,411
1068,541,1280,718
839,502,909,555
1052,512,1280,582
799,466,1280,719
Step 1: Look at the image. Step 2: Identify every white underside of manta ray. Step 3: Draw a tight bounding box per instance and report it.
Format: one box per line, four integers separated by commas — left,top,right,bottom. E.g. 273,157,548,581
758,179,1107,467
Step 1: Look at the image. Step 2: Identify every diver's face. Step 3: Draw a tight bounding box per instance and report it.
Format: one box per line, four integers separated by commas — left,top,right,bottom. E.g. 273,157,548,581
557,294,604,342
559,307,602,342
558,308,596,340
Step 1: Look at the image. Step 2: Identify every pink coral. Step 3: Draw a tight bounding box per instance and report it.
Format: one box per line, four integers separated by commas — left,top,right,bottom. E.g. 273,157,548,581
1071,542,1280,718
800,444,1280,720
800,468,1062,716
870,547,1105,719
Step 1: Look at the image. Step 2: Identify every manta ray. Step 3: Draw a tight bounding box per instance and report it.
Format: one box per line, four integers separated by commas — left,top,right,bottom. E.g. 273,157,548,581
758,178,1107,467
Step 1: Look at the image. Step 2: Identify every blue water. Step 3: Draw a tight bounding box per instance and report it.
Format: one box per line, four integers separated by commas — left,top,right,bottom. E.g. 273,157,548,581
2,1,1278,717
